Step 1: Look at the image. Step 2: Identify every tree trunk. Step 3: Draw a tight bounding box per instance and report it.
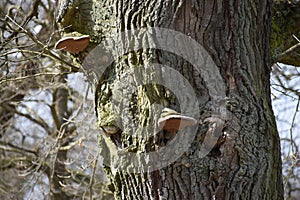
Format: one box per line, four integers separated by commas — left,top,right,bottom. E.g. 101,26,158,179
49,73,74,199
57,0,284,199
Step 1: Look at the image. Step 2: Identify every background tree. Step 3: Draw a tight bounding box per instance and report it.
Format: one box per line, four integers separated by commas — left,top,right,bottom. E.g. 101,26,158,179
0,0,112,199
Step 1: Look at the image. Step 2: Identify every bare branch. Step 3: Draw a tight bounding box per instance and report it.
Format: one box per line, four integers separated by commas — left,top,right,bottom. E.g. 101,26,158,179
5,15,79,72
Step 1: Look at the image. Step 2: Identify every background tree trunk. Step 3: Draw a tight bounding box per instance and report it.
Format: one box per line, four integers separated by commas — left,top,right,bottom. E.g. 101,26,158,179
57,0,284,199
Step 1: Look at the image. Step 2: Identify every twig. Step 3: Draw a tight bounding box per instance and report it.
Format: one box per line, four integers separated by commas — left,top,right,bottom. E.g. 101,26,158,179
89,142,101,200
5,15,79,72
274,34,300,63
4,0,41,42
4,103,53,135
0,72,64,84
275,43,300,62
0,141,38,156
289,97,299,154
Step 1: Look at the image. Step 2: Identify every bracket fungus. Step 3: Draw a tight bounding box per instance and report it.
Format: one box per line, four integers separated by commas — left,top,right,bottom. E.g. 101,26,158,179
101,125,120,135
55,35,90,54
157,108,198,133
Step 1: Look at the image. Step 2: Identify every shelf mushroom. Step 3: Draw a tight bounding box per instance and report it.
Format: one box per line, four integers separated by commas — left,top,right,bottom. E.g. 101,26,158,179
55,35,90,54
157,108,198,133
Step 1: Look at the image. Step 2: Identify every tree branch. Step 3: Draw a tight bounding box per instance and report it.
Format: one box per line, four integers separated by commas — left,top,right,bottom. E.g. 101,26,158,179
272,0,300,66
0,141,38,156
5,15,79,72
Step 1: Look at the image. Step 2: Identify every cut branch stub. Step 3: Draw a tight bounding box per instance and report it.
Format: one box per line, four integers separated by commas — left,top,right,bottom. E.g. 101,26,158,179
55,35,90,54
158,109,198,133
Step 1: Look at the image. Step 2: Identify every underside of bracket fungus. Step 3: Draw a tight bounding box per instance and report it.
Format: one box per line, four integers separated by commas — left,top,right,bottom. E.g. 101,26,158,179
158,108,198,133
55,35,90,54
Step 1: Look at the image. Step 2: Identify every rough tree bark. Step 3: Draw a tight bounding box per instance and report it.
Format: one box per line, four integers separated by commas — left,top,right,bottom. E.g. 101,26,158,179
56,0,290,199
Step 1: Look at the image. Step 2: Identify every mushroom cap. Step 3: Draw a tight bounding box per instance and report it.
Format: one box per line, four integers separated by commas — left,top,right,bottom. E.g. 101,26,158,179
55,35,90,54
158,114,198,133
160,108,180,117
102,125,119,135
